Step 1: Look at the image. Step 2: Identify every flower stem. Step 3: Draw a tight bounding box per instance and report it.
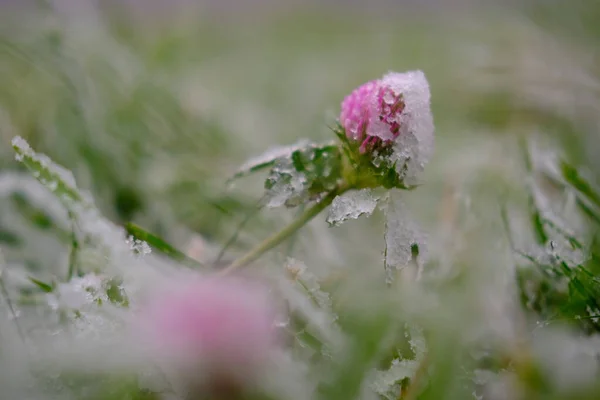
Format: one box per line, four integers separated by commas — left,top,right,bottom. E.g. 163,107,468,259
220,183,350,275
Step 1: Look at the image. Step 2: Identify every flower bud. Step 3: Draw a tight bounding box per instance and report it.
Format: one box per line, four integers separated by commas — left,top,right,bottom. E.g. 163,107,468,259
339,71,434,187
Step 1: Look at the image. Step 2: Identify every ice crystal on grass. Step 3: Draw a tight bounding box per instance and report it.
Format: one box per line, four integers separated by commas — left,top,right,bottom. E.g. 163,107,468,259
0,173,69,229
126,235,152,257
285,258,334,315
326,189,379,226
382,191,428,283
370,323,426,399
372,358,419,400
12,136,80,204
54,274,107,309
279,260,342,349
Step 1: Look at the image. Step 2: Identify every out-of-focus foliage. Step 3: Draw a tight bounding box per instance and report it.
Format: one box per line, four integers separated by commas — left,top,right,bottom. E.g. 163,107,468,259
2,1,600,400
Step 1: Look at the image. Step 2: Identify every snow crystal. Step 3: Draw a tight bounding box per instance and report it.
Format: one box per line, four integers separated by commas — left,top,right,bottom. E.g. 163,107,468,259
265,161,308,208
56,274,107,309
285,258,334,313
371,358,419,400
382,190,428,284
326,189,379,226
280,259,342,347
126,236,152,257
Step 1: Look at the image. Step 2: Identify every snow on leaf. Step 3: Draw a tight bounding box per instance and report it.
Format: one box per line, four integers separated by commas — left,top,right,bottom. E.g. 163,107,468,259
11,136,84,207
265,158,308,208
279,259,342,348
382,190,428,284
371,324,426,399
371,358,419,400
232,139,312,180
0,173,69,229
326,189,379,226
263,141,341,208
285,258,335,315
406,323,427,359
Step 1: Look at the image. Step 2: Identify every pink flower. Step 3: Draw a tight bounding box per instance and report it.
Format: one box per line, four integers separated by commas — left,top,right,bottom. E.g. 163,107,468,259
340,78,406,154
137,275,281,395
340,71,433,159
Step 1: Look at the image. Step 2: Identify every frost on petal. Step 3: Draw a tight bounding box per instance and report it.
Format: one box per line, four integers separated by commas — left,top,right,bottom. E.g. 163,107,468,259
377,71,435,186
326,189,379,226
382,191,428,284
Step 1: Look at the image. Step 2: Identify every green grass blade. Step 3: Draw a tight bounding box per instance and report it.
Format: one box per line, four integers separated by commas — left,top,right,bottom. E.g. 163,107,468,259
124,222,204,268
561,160,600,209
11,136,84,207
28,277,54,293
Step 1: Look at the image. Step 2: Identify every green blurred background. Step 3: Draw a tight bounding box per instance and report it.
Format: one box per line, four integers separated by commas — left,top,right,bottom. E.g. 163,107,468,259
1,0,600,275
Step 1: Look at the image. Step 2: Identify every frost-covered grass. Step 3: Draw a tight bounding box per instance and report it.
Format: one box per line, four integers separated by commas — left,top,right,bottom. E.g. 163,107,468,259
2,1,600,399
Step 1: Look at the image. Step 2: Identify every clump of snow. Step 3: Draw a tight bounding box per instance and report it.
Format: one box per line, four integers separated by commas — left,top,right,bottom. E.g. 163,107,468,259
326,189,379,226
339,71,434,185
265,160,308,208
126,236,152,257
379,71,435,186
381,191,428,283
54,273,107,309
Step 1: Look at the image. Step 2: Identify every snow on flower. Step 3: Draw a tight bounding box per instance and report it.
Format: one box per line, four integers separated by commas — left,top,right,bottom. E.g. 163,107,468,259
339,71,435,184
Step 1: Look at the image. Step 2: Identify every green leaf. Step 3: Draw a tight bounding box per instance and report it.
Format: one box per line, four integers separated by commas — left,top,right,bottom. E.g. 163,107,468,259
67,211,80,281
561,160,600,209
28,276,54,293
263,141,342,208
124,222,204,268
230,139,313,180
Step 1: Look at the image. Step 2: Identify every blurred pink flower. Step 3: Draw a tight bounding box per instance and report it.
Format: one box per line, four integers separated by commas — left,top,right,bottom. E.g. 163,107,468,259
339,75,407,153
138,275,281,394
